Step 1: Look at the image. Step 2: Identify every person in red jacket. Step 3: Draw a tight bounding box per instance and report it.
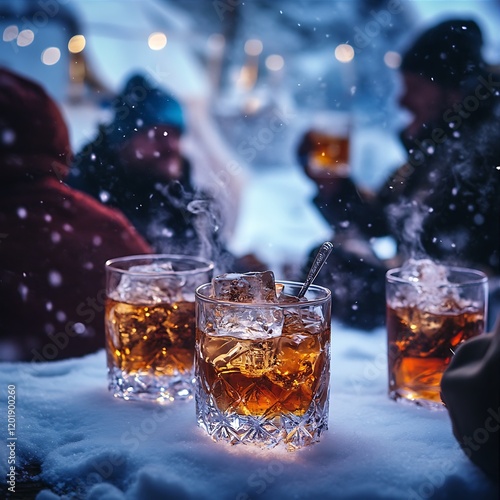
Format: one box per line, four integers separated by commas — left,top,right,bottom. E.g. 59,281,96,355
0,67,152,362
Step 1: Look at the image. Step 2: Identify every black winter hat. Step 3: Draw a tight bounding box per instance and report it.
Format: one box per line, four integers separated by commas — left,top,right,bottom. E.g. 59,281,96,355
401,19,487,89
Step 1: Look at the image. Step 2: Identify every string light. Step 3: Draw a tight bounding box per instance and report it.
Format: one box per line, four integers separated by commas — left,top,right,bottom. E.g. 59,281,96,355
17,29,34,47
3,25,18,42
334,43,355,63
41,47,61,65
148,32,167,50
68,35,86,54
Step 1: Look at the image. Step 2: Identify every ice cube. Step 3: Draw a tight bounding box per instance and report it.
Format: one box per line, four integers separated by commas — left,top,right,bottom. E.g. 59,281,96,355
402,307,455,357
267,333,320,389
400,258,449,287
277,293,301,304
418,310,446,338
112,263,184,304
209,271,284,339
211,338,277,377
212,271,278,303
212,304,283,339
399,258,461,310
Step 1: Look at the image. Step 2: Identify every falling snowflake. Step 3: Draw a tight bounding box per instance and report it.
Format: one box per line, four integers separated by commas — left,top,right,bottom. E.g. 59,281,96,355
474,214,485,225
73,323,86,335
99,191,110,203
2,129,15,145
48,270,62,287
56,311,67,322
44,323,55,334
18,284,28,301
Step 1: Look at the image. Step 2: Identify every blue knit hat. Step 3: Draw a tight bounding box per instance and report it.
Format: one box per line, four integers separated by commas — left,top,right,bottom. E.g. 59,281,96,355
109,73,185,141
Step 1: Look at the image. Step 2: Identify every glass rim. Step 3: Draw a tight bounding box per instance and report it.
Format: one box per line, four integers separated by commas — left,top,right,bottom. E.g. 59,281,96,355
195,280,331,308
105,253,214,276
386,265,488,287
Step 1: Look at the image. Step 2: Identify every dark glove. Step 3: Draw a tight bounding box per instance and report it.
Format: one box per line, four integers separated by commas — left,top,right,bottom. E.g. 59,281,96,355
441,321,500,481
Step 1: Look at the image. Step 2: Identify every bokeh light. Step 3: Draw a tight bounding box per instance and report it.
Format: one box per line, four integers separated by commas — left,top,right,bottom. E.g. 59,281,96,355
68,35,86,54
334,43,355,63
265,54,284,71
207,33,225,51
17,29,34,47
3,25,18,42
148,32,167,50
384,51,402,69
244,39,263,56
41,47,61,65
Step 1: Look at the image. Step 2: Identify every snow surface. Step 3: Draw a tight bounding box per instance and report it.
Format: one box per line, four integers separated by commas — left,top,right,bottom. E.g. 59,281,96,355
0,326,497,500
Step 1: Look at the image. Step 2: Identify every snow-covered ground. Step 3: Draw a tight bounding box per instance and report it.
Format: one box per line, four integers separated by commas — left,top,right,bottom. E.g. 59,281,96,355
1,325,497,500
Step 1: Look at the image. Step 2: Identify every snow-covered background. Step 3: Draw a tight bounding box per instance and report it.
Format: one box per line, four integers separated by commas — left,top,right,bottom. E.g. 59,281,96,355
0,325,498,499
2,0,500,271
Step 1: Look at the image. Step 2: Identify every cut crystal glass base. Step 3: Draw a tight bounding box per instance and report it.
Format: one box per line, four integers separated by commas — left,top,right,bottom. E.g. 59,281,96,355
196,381,329,451
108,366,195,403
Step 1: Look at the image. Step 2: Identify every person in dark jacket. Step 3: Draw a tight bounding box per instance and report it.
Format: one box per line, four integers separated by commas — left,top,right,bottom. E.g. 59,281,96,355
299,19,500,329
68,74,234,269
69,73,267,274
0,67,152,361
68,74,195,247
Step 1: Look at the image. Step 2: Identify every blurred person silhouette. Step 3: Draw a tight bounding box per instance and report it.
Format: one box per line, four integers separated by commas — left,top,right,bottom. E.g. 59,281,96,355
298,18,500,329
68,73,264,273
69,74,199,252
0,67,152,362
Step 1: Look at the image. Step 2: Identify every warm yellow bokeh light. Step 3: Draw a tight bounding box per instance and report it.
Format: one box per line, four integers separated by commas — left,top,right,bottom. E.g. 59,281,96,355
334,43,355,63
17,29,34,47
265,54,284,71
244,39,263,56
384,51,402,69
68,35,86,54
3,25,18,42
41,47,61,65
148,32,167,50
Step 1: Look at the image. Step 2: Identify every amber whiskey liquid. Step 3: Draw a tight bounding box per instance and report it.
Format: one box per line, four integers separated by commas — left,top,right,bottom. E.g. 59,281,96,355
105,298,195,377
387,305,484,405
196,312,330,418
308,131,349,176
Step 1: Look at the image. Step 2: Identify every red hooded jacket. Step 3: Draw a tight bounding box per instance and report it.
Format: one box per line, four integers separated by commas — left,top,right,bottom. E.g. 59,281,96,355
0,67,152,361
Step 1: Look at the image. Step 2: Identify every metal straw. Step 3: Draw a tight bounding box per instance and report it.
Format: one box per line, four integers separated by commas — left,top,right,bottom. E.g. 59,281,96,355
296,241,334,299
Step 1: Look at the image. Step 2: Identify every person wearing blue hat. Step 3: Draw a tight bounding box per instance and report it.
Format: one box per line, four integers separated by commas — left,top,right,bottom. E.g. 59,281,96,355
69,73,266,273
68,73,208,257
